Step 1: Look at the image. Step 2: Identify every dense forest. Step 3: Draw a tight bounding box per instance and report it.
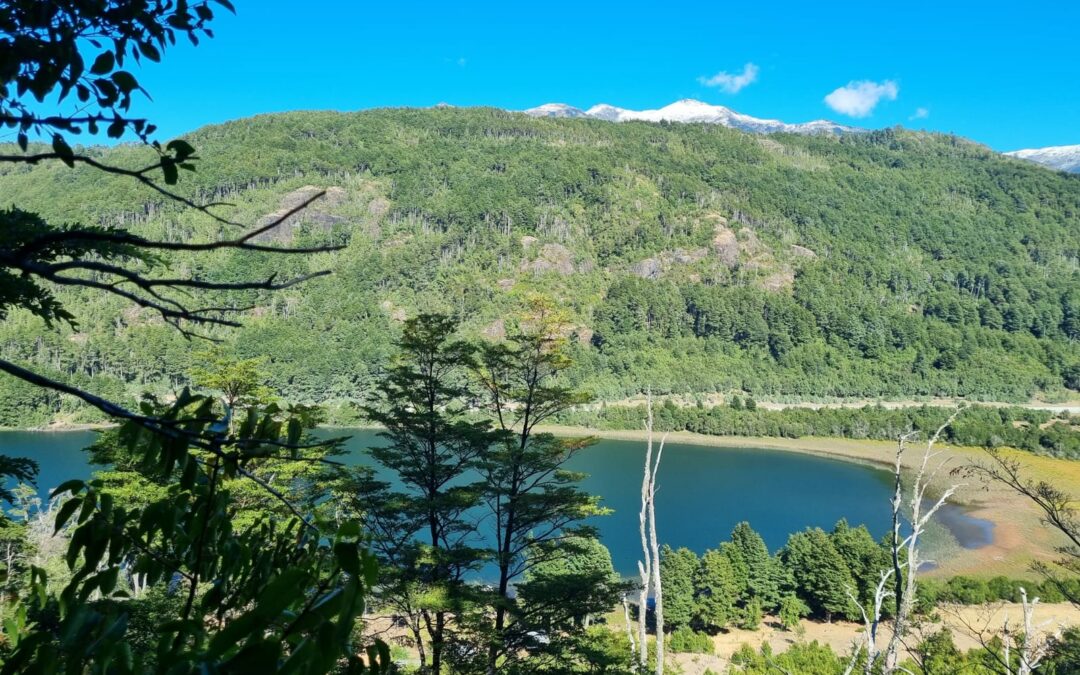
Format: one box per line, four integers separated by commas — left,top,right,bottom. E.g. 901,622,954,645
2,108,1079,425
561,401,1080,457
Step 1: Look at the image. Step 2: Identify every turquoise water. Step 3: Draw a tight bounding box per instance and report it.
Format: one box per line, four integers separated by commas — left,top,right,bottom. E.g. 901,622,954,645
0,429,991,576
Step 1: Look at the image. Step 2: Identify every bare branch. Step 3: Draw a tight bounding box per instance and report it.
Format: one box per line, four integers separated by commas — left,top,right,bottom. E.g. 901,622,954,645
0,151,236,224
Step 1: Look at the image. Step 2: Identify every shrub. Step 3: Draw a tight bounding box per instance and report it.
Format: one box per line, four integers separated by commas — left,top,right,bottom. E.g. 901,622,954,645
669,627,714,654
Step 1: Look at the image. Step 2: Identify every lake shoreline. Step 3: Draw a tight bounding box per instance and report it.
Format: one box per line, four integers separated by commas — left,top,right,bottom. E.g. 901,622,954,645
538,424,1072,579
2,422,1069,578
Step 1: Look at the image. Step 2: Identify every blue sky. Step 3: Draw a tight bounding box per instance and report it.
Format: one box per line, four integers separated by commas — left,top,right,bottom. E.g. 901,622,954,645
117,0,1079,150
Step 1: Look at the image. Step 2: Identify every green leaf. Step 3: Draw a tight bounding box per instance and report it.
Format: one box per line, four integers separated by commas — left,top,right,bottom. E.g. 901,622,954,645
49,479,84,500
253,568,309,619
51,135,74,167
166,139,196,161
89,52,115,75
161,159,178,185
334,542,360,575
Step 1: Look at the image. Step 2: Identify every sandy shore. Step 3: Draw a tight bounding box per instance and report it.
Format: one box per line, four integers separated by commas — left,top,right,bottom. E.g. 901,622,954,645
596,602,1080,674
539,425,1078,579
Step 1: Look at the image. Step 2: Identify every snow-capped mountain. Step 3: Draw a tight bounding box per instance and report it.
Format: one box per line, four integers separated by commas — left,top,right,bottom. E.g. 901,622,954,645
1005,145,1080,173
523,99,861,135
523,103,589,118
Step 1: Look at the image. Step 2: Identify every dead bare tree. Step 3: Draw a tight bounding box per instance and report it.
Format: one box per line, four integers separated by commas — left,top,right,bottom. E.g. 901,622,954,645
635,393,666,674
943,588,1060,675
844,569,896,675
1009,588,1058,675
623,594,636,657
843,409,965,675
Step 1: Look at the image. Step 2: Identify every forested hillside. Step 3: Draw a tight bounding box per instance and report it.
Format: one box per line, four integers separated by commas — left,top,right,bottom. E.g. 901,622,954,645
2,107,1079,425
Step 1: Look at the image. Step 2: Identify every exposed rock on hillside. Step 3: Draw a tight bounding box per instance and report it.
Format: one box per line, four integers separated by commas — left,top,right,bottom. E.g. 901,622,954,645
631,248,709,279
255,185,348,242
522,243,575,275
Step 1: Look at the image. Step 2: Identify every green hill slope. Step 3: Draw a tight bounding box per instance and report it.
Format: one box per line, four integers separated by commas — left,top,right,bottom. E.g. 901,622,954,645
2,108,1079,424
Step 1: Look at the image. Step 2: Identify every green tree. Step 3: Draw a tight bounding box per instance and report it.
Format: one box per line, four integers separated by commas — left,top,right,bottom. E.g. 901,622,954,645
1044,627,1080,675
2,392,379,672
781,528,857,622
778,594,810,631
355,313,496,675
730,521,786,609
730,641,844,675
694,548,740,631
739,596,764,630
659,545,698,630
472,297,604,671
911,629,966,674
517,536,624,631
831,519,890,610
190,350,274,410
550,625,635,674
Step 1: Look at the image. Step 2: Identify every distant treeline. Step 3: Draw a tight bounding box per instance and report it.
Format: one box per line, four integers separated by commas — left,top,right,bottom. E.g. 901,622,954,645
558,401,1080,458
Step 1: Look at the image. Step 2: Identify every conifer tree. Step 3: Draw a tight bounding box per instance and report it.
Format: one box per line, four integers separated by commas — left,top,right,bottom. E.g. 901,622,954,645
695,548,740,630
659,545,699,630
730,521,787,610
830,519,890,609
781,528,857,622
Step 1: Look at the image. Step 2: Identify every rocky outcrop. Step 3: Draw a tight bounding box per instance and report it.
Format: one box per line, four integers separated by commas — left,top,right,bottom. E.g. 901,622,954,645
254,185,349,243
522,243,575,275
631,248,708,279
632,257,663,279
711,222,740,267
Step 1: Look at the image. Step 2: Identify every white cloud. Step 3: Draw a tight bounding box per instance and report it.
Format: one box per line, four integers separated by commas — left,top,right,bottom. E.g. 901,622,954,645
910,107,929,120
456,57,467,67
699,63,759,94
824,80,899,117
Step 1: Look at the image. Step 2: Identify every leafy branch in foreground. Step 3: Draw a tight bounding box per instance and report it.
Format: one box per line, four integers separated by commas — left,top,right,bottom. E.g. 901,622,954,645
0,186,340,341
0,4,391,671
1,389,387,673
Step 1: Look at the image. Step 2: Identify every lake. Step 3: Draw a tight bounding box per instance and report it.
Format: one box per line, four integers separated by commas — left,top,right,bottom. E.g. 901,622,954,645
0,429,993,576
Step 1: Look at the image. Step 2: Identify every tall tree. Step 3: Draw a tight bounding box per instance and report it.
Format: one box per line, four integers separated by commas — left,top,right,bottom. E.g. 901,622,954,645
659,546,698,630
472,297,603,672
830,519,890,609
695,548,740,631
517,536,623,632
781,528,856,622
357,313,495,675
730,521,787,610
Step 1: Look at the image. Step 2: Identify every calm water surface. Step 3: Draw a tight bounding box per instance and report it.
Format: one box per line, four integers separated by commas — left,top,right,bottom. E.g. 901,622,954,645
0,429,992,576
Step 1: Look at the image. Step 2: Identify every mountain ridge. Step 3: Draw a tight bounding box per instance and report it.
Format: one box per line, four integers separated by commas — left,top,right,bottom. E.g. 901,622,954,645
1006,144,1080,173
1,106,1078,425
524,98,861,135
